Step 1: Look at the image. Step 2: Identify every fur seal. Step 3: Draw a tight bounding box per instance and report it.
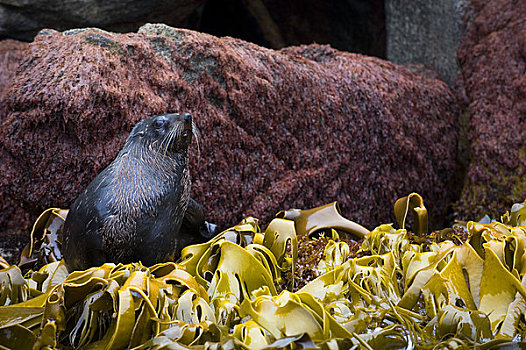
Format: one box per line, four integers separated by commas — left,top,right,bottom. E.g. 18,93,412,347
62,113,215,271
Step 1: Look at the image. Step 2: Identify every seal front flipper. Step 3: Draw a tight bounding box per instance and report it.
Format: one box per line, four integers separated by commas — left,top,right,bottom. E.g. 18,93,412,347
180,197,218,241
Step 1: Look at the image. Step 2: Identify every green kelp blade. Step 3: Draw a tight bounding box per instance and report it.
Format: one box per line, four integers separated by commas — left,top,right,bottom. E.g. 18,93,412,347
0,324,36,350
348,253,403,303
33,319,58,349
419,243,483,320
467,221,512,259
263,218,298,265
69,289,105,348
296,292,353,339
354,324,408,349
401,250,437,291
478,246,526,332
179,217,260,287
211,293,241,328
502,200,526,226
497,280,526,340
85,288,135,350
0,257,8,270
317,240,350,275
298,264,348,303
173,289,215,325
19,208,68,269
64,263,117,285
394,193,428,236
131,321,222,349
398,244,456,310
245,244,282,284
33,260,69,293
262,218,298,290
155,266,209,302
259,333,316,349
359,224,411,256
0,306,44,330
240,290,325,341
0,265,29,305
232,319,273,349
207,240,277,301
443,242,484,309
427,305,492,342
504,233,526,277
62,277,109,308
434,249,478,309
276,202,369,239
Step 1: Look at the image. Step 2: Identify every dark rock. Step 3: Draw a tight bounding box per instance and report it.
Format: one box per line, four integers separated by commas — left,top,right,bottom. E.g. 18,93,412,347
385,0,471,85
0,24,458,244
1,0,386,59
200,0,386,57
454,0,526,220
0,0,206,41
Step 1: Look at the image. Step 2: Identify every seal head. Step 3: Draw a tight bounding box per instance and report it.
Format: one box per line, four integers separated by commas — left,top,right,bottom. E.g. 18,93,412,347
62,113,204,271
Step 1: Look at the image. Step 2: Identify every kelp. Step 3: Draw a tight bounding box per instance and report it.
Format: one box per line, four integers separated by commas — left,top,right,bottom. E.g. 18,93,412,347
2,196,526,349
19,208,68,271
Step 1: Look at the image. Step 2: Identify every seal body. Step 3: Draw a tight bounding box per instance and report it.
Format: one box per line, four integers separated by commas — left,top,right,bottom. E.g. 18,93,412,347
62,113,209,271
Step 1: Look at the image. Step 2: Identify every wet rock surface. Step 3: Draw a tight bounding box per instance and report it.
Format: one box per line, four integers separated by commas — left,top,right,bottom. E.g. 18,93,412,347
0,25,458,248
454,0,526,220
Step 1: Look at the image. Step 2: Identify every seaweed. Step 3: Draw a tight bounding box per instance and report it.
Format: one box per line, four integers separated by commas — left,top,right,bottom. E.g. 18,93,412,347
1,194,526,349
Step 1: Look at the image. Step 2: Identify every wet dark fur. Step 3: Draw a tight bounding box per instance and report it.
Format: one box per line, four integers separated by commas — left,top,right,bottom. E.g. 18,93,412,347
62,113,208,271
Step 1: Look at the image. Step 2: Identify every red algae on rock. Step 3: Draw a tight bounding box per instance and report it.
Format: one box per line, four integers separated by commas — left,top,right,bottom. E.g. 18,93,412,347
454,0,526,220
0,24,458,237
0,39,31,239
0,40,29,116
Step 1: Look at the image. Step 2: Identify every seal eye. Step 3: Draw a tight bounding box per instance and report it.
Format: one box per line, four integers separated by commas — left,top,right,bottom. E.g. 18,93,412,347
154,118,167,129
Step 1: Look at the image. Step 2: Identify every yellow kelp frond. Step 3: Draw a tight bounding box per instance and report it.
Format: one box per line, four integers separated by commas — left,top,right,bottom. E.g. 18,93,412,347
2,195,526,348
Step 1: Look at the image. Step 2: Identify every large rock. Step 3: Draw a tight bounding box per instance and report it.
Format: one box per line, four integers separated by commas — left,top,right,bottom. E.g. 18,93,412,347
385,0,471,85
0,40,29,114
0,24,458,242
0,39,31,262
454,0,526,220
0,0,206,41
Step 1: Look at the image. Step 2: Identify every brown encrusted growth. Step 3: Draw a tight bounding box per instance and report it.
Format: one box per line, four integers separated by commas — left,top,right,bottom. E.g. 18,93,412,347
287,226,468,291
454,0,526,220
0,25,458,240
283,235,361,291
407,224,470,246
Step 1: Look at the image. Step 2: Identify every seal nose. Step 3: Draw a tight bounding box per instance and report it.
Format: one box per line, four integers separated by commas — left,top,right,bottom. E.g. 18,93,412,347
183,113,192,123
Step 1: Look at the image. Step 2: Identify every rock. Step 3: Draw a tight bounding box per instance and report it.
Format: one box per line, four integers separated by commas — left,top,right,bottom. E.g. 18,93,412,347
454,0,526,220
0,40,29,115
200,0,386,56
0,39,32,261
0,0,206,41
0,24,458,243
1,0,387,59
385,0,471,85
